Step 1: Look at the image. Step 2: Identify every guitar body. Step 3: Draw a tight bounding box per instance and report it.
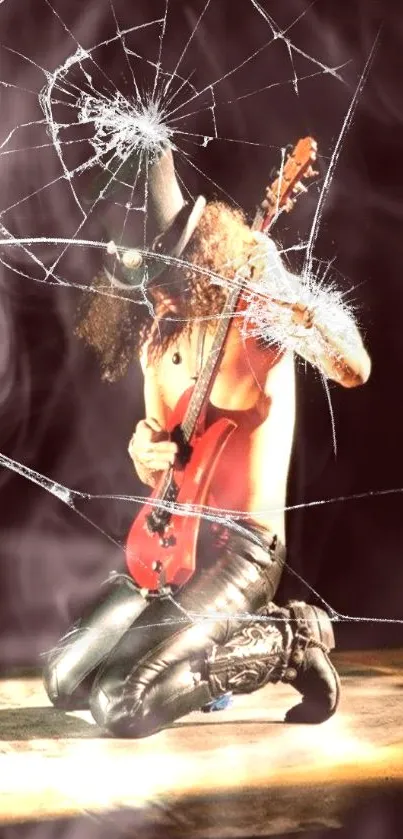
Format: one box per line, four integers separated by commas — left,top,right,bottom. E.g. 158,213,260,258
126,387,237,590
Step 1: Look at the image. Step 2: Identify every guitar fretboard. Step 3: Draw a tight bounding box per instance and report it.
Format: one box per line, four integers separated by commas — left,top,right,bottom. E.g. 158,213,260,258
151,281,245,518
181,282,245,442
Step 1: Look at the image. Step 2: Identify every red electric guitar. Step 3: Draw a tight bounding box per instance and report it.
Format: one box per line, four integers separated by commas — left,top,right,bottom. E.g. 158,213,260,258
126,137,318,591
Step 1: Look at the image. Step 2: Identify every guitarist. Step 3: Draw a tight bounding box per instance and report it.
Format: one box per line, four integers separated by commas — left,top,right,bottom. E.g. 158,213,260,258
44,145,371,737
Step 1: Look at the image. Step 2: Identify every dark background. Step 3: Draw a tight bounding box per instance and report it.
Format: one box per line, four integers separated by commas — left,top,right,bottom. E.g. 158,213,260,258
0,0,402,671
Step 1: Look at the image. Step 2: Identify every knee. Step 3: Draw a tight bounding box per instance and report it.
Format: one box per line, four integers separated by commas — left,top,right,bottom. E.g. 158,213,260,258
42,630,93,711
43,655,79,710
89,672,159,739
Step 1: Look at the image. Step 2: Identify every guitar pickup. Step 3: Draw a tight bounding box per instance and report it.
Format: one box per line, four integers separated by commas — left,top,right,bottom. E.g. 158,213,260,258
170,425,193,468
145,508,171,535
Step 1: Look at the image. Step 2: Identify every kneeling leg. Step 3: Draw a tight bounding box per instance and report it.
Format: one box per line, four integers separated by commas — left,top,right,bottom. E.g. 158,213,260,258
91,599,340,736
90,538,280,736
43,575,148,710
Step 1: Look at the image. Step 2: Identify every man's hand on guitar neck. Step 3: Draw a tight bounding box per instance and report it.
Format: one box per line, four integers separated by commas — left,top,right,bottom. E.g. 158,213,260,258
128,417,179,487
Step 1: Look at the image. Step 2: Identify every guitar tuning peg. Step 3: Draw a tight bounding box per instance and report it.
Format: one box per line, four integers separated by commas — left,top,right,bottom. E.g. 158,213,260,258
284,197,295,213
305,166,319,178
265,187,276,203
293,181,308,194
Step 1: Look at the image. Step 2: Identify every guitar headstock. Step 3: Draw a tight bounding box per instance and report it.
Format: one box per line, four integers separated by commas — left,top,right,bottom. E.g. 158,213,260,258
258,137,318,232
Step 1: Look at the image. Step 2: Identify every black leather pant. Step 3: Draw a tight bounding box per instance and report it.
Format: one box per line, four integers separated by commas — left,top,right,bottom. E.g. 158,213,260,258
43,526,284,738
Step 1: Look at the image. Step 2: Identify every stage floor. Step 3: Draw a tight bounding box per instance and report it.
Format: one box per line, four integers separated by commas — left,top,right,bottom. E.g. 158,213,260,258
0,650,402,837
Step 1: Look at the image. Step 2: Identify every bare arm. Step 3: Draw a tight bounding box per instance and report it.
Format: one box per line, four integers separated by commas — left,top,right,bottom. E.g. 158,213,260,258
243,233,371,388
289,301,371,388
128,345,177,487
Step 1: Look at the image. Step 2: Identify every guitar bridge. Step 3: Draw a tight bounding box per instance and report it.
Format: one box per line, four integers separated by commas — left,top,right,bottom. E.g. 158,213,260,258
146,478,179,534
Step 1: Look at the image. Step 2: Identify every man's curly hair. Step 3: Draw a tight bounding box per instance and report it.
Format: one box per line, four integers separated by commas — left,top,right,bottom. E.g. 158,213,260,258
75,200,253,381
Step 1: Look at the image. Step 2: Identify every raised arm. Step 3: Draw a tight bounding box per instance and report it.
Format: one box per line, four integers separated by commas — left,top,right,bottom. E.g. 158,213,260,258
289,298,371,387
242,233,371,388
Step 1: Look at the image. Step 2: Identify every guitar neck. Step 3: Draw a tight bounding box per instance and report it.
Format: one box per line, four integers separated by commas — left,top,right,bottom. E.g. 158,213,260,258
180,202,272,444
151,280,245,516
181,282,244,442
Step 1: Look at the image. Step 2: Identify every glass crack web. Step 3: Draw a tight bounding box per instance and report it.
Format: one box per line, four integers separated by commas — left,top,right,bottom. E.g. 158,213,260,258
0,0,395,629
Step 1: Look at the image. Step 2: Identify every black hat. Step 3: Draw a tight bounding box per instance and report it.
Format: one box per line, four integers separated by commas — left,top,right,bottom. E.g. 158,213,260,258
104,145,206,289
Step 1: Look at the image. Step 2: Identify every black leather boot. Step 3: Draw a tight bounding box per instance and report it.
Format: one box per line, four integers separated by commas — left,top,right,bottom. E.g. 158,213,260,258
206,601,340,724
